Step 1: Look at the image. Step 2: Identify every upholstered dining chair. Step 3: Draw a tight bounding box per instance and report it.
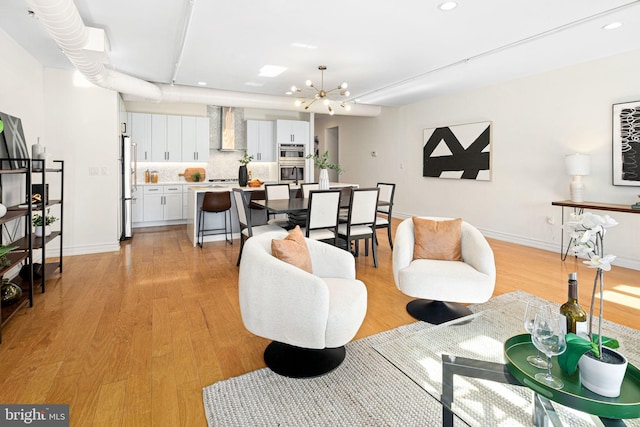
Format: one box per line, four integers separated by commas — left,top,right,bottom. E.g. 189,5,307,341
392,216,496,324
337,187,380,267
302,189,341,245
375,182,396,249
238,230,367,378
232,189,285,266
300,182,320,198
264,183,291,228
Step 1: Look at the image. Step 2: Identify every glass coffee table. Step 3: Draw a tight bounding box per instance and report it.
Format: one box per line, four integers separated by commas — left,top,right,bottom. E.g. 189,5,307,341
374,301,640,427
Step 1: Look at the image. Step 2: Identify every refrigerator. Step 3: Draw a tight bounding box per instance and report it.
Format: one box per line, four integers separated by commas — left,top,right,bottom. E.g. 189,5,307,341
120,134,136,240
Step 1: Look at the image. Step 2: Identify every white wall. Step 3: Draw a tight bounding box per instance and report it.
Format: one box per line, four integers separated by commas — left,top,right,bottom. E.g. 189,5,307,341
316,48,640,269
43,69,121,255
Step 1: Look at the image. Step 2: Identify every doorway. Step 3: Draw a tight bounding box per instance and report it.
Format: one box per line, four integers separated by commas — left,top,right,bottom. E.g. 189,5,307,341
325,127,339,183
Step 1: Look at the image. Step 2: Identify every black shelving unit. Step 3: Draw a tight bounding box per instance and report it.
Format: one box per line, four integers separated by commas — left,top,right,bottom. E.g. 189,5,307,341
0,158,33,344
27,159,64,293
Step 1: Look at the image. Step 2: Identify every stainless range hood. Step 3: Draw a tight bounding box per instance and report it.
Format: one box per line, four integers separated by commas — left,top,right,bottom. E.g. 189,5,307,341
207,105,245,151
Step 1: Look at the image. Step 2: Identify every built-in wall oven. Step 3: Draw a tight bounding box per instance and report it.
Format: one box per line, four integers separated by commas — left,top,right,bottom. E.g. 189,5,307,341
279,144,306,184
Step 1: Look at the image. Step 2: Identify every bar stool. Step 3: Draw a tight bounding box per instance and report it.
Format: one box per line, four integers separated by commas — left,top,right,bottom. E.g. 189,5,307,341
198,191,232,247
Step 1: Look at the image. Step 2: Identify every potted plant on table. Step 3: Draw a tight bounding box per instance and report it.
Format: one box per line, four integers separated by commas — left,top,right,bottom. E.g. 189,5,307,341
306,150,343,190
558,212,627,397
32,208,58,238
238,151,253,187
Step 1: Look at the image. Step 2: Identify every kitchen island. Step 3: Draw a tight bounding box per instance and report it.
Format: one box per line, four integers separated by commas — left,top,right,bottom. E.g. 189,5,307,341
186,182,356,246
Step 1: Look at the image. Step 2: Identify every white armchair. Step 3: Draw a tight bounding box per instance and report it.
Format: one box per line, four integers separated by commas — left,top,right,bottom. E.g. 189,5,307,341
393,217,496,324
239,231,367,377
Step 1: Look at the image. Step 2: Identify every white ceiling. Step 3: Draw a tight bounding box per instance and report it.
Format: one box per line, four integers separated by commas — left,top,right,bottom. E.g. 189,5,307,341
2,0,640,107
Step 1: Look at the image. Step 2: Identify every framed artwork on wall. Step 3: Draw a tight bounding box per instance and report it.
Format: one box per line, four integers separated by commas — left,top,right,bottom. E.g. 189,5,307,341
423,121,492,181
612,100,640,186
0,112,30,169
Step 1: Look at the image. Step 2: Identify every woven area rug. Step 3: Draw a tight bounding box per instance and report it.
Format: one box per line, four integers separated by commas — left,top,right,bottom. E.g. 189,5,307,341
202,291,640,426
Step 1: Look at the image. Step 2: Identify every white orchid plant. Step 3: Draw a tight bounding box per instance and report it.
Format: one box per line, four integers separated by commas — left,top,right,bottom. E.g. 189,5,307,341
559,212,620,373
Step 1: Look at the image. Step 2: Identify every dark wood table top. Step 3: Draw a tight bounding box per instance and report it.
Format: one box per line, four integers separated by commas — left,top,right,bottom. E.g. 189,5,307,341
253,197,389,214
552,200,640,214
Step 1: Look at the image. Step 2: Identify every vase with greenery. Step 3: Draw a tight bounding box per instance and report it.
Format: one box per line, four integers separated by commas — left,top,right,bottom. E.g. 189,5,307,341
191,171,202,182
558,212,627,397
306,150,343,189
238,151,253,186
32,208,58,238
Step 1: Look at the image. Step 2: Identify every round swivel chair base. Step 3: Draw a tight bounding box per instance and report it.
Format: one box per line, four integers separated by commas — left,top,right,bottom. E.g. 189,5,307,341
264,341,346,378
406,299,473,325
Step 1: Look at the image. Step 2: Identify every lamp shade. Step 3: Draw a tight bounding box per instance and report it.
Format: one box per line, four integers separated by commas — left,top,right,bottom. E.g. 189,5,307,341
565,153,590,176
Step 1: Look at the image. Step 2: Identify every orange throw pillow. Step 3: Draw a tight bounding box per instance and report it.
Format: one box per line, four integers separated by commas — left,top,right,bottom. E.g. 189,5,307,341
412,217,462,261
271,225,313,273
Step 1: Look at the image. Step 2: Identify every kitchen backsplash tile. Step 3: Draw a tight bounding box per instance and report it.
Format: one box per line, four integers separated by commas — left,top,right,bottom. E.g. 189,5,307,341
137,149,277,184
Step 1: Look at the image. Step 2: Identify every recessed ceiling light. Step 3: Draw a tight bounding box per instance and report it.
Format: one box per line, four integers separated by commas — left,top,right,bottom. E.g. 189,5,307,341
438,1,458,11
197,81,207,86
245,82,264,87
291,42,318,50
602,22,623,30
285,91,293,95
259,65,288,77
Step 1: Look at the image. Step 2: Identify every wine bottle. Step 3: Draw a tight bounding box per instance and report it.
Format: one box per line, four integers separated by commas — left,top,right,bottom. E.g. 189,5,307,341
559,272,588,336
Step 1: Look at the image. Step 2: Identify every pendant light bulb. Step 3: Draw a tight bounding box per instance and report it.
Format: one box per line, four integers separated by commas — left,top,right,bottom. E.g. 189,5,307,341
341,82,348,89
323,99,330,106
305,79,313,87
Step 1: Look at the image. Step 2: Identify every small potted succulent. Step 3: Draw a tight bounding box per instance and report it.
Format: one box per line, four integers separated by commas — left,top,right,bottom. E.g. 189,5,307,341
32,208,58,238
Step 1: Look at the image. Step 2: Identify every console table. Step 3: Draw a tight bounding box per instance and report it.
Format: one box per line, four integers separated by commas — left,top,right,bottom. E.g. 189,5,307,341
552,200,640,260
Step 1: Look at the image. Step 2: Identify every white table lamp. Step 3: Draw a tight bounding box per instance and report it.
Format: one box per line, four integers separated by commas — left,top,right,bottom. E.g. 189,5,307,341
565,153,590,202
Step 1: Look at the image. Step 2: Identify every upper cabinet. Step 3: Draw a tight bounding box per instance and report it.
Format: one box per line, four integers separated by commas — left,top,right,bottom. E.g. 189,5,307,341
130,112,152,161
246,120,275,162
129,113,209,163
151,114,182,162
276,120,309,145
181,116,210,162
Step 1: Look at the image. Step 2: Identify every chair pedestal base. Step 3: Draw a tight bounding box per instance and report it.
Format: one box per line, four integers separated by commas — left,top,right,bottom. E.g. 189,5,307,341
264,341,346,378
406,299,472,325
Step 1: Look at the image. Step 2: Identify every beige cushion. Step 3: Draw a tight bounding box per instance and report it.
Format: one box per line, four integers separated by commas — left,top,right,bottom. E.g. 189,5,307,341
412,217,462,261
271,225,313,272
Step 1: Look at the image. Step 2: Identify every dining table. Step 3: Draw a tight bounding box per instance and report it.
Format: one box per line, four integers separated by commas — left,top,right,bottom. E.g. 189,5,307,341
251,195,389,215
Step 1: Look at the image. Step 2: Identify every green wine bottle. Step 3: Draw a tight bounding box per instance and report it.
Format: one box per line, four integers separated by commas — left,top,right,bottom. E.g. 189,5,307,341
560,272,587,336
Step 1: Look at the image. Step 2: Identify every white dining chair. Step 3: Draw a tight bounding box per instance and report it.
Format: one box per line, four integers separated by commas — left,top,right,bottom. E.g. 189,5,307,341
337,187,380,267
300,182,320,198
264,183,291,228
302,189,341,245
232,189,286,266
375,182,396,249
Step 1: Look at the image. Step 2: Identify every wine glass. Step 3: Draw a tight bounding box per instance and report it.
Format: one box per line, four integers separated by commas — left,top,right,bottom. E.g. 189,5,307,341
531,310,567,390
523,302,550,369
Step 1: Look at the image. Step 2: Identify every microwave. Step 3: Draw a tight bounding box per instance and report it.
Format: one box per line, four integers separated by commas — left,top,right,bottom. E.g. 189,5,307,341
279,144,305,160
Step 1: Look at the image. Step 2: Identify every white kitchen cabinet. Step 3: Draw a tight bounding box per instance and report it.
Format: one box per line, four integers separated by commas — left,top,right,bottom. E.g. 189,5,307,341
130,112,152,161
276,120,309,145
246,120,275,162
182,116,210,162
151,114,182,162
132,190,144,223
142,185,183,222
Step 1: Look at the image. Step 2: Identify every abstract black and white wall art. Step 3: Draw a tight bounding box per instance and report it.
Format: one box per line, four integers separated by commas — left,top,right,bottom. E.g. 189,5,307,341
423,121,492,181
612,100,640,186
0,112,29,168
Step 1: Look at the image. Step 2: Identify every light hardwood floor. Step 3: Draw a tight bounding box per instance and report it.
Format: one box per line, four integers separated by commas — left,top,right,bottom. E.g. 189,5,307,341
0,221,638,426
